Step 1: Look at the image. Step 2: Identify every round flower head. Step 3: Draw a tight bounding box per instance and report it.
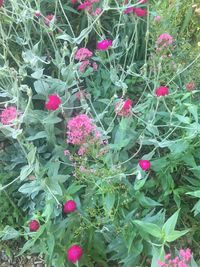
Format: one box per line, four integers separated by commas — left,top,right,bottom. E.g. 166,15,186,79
0,106,18,125
67,245,83,263
139,160,151,171
115,99,133,117
186,82,196,91
45,94,61,110
156,33,173,48
77,1,92,11
63,200,77,213
75,48,93,61
44,14,55,26
133,8,147,16
97,40,112,50
155,86,169,97
29,220,40,232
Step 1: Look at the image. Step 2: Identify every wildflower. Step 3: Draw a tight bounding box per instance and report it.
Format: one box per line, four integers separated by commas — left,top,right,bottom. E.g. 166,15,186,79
29,220,40,232
139,159,151,171
0,0,3,7
67,114,96,145
115,99,132,117
63,200,77,213
97,39,112,50
45,94,61,110
77,1,92,11
67,245,83,264
155,86,169,97
75,48,93,61
139,0,148,3
156,33,173,48
0,106,18,125
71,0,76,4
64,150,70,156
34,10,41,17
77,146,87,156
179,248,192,262
92,7,102,16
92,62,98,71
124,7,147,16
44,14,55,27
79,60,90,72
186,82,196,91
154,15,161,22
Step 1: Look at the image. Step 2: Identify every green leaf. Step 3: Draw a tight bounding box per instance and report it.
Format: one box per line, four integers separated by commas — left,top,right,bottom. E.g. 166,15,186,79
66,183,85,195
165,229,189,242
0,226,20,240
20,165,33,181
26,131,47,141
31,69,44,79
104,192,115,214
186,190,200,198
162,210,179,236
133,220,162,238
151,245,165,267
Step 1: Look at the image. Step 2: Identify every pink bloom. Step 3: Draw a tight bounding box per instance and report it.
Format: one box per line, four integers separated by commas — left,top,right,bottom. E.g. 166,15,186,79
29,220,40,232
63,200,77,213
75,48,93,61
156,33,173,47
44,14,55,26
97,39,112,50
64,150,70,156
164,254,171,260
157,260,167,267
77,1,92,11
133,7,147,16
78,146,87,156
45,94,61,110
139,159,151,171
155,86,169,97
0,106,18,125
115,99,133,117
124,7,147,16
34,10,41,17
186,82,196,91
71,0,76,4
92,62,98,71
79,60,90,72
67,245,83,263
154,15,161,22
67,114,95,145
92,7,102,16
0,0,3,7
179,248,192,262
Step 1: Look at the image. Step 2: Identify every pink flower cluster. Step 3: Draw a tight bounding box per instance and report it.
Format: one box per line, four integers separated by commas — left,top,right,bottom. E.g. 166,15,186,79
73,0,102,17
115,99,133,117
75,47,98,72
158,249,192,267
0,106,18,125
67,114,98,145
124,7,147,16
156,33,173,49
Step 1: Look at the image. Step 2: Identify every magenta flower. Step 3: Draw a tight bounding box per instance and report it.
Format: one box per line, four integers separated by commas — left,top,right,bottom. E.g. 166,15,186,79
156,33,173,48
77,1,92,11
79,60,90,72
44,14,55,26
139,160,151,171
97,39,112,50
29,220,40,232
63,200,77,213
115,99,133,117
67,245,83,264
155,86,169,97
45,94,61,110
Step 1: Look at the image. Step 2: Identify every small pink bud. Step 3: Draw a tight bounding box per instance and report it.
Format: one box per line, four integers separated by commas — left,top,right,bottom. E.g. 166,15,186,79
63,200,77,213
139,160,151,171
67,245,83,263
29,220,40,232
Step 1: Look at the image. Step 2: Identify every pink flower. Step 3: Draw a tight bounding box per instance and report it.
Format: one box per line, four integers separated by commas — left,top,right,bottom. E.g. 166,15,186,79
156,33,173,47
79,60,90,72
77,1,92,11
186,82,196,91
34,10,41,18
97,39,112,50
164,254,171,260
155,86,169,97
92,62,98,71
78,146,87,156
179,248,192,262
64,150,70,156
67,114,95,145
71,0,76,4
115,99,133,117
133,8,147,16
157,260,167,267
29,220,40,232
139,160,151,171
138,0,148,3
75,48,93,61
154,15,161,22
45,94,61,110
67,245,83,264
0,106,18,125
92,7,102,16
44,14,55,26
124,7,147,16
63,200,77,213
0,0,4,7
